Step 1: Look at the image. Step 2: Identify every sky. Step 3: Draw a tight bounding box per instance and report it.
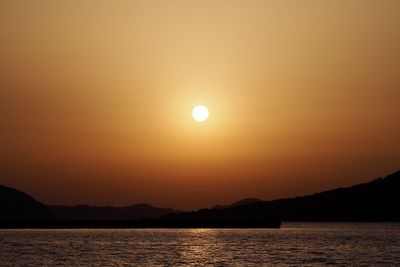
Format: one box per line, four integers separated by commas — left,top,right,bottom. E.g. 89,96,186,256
0,0,399,210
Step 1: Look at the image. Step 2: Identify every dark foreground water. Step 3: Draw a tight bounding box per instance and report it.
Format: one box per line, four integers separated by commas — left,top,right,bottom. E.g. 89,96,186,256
1,222,399,266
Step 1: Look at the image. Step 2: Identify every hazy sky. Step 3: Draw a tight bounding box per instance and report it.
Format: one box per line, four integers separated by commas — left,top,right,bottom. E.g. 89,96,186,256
1,1,399,210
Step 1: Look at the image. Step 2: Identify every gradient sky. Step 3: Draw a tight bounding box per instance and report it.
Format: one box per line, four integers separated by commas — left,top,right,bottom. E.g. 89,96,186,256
1,1,399,210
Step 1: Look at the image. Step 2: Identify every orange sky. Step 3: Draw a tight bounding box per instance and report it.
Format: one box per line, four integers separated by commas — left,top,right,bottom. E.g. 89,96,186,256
1,1,399,210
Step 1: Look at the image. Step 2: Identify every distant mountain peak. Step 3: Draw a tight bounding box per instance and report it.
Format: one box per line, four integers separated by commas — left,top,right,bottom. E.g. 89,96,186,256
1,170,399,222
212,197,262,210
0,185,54,220
47,203,179,220
167,170,400,223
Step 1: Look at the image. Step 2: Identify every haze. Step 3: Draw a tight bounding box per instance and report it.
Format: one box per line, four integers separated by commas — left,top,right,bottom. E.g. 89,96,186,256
1,0,399,210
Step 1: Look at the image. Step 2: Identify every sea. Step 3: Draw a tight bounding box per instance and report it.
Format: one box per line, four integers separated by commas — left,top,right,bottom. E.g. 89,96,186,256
1,222,399,266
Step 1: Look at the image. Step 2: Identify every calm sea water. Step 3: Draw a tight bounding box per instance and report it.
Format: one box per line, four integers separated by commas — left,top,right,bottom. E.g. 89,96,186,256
1,222,399,266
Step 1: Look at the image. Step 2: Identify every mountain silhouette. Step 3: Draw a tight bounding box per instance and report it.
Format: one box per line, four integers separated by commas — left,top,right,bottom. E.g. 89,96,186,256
48,204,178,220
211,198,262,210
1,170,399,227
203,170,400,222
0,185,54,220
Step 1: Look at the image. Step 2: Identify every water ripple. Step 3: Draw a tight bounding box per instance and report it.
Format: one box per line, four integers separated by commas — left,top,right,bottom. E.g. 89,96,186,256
0,223,399,266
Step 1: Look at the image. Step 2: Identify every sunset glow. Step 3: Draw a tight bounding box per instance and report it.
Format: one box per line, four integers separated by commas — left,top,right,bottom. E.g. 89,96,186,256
0,0,399,210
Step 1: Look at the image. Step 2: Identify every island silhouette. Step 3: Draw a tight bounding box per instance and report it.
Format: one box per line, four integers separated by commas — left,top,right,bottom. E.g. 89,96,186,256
1,170,399,228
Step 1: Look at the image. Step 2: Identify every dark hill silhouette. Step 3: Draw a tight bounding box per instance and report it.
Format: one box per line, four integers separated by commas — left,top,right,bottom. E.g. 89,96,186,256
212,198,262,210
1,170,399,228
48,204,178,220
0,185,54,220
197,170,400,222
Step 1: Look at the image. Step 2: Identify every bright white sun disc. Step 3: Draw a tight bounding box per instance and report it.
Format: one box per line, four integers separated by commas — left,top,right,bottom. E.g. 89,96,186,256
192,105,209,122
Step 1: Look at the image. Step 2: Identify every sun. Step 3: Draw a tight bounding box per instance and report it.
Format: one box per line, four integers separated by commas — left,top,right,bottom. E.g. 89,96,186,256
192,105,209,122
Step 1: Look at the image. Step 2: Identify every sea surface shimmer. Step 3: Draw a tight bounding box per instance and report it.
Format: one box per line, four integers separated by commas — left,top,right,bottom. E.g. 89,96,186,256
1,222,399,265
